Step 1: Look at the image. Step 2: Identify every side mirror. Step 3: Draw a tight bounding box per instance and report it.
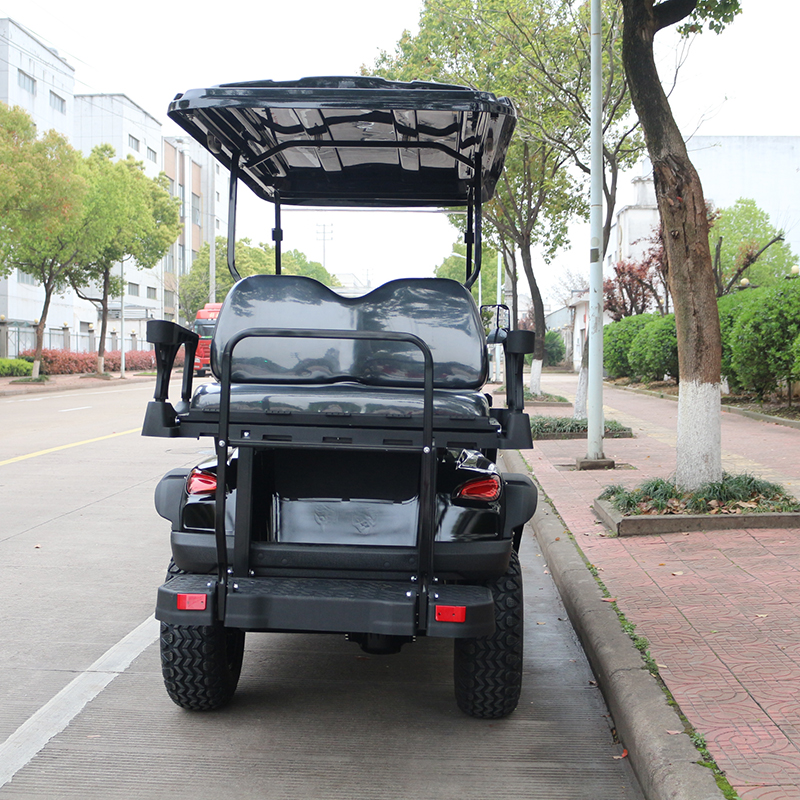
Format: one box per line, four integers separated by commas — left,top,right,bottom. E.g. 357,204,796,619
486,328,508,345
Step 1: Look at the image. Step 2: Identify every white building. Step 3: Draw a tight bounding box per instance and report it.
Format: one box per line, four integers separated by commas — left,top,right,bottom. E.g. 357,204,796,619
0,17,226,356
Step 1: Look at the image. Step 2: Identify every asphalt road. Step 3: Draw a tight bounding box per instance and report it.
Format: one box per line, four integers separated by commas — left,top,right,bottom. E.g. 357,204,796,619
0,379,644,799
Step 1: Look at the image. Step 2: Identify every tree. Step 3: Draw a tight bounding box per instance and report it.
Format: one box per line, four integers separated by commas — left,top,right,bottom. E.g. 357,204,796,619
369,0,637,394
0,104,90,379
710,198,795,295
620,0,741,489
69,147,181,373
180,238,339,320
604,260,663,319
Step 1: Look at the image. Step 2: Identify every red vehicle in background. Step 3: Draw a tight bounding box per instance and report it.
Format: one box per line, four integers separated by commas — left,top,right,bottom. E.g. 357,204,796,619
192,303,222,376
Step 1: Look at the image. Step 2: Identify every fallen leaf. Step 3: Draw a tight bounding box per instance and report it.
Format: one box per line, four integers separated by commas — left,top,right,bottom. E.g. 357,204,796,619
601,597,617,603
555,537,561,541
34,544,41,549
657,664,667,669
658,563,666,566
666,730,682,736
536,622,546,625
612,749,629,760
756,614,768,618
543,570,550,575
589,680,597,686
671,571,684,576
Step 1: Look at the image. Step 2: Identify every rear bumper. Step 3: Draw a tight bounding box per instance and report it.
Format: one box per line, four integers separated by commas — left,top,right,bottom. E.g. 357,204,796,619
156,573,495,638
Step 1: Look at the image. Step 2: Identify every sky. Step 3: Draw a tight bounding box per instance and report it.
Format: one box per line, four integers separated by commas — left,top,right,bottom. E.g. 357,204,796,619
2,0,798,299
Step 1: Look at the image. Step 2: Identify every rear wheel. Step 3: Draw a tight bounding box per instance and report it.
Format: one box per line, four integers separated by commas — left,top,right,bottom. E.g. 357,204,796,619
160,621,245,711
454,550,524,719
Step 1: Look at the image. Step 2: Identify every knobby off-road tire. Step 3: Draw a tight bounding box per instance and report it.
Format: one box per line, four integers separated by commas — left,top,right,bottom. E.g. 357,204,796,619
454,550,524,719
160,622,245,711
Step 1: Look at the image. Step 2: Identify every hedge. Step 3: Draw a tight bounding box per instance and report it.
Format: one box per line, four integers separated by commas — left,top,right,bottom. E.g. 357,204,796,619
19,348,185,375
0,358,33,377
603,314,655,378
627,314,678,382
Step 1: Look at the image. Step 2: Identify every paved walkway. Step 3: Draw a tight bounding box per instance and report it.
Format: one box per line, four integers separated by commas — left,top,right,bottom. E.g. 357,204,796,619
524,373,800,800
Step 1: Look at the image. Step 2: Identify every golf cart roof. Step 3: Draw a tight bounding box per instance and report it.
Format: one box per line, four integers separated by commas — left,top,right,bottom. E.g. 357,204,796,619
167,76,516,207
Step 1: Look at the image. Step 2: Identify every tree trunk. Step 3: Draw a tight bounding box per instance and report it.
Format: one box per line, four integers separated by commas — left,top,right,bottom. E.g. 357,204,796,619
31,282,55,380
96,269,111,375
519,246,545,395
573,333,590,420
622,0,722,489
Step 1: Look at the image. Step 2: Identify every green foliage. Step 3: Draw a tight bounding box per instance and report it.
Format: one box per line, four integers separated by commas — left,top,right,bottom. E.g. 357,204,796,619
544,330,566,366
530,416,631,438
180,237,339,320
0,358,32,377
678,0,742,35
628,314,679,382
729,281,800,397
603,313,655,378
600,472,798,515
711,198,796,293
716,290,759,392
434,241,500,308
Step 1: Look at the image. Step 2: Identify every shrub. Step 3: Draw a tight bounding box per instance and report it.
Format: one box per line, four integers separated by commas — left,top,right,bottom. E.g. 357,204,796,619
544,330,566,366
18,347,183,374
603,314,655,378
717,291,759,393
729,281,800,397
0,357,33,377
627,314,678,382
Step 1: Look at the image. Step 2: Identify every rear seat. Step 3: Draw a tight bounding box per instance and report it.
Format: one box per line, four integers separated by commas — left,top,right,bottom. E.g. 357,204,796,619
199,275,490,421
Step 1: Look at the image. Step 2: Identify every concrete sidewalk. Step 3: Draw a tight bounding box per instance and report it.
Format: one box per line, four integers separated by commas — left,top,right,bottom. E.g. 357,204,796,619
524,373,800,800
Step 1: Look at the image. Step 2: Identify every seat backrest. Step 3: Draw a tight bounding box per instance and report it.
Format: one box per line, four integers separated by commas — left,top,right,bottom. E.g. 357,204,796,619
211,275,487,389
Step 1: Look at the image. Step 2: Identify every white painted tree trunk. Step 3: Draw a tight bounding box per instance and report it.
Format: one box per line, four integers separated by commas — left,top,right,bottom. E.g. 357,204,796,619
573,365,588,419
675,380,722,490
528,358,543,395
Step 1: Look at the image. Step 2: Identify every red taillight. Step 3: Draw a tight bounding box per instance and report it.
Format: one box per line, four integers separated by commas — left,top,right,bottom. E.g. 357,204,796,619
187,469,217,495
177,593,207,611
435,605,466,623
454,476,501,502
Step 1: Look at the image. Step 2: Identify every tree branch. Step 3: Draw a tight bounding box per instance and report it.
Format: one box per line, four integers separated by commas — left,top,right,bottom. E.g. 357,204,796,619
654,0,697,32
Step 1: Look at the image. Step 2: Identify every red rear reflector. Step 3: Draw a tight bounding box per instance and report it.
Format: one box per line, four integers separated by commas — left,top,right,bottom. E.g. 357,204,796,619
455,476,501,501
187,470,217,495
435,605,466,623
177,593,207,611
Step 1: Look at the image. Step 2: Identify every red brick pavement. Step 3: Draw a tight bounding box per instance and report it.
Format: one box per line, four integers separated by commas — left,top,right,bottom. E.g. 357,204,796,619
524,374,800,800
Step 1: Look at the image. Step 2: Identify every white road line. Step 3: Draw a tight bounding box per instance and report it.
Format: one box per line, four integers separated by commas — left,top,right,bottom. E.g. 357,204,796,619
0,615,159,788
58,406,92,413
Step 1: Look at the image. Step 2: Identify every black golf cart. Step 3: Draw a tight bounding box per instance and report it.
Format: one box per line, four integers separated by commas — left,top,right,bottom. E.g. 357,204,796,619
143,76,538,719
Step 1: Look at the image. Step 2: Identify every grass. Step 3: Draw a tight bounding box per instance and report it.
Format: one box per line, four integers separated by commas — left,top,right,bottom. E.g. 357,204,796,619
530,415,632,439
10,375,49,383
496,386,569,402
600,473,800,516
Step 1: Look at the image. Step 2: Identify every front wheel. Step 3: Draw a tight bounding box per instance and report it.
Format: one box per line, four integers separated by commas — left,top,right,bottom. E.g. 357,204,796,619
454,550,524,719
160,621,245,711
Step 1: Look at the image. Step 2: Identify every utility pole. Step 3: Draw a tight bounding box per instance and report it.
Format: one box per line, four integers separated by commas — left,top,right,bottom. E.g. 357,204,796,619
316,223,333,270
578,0,614,470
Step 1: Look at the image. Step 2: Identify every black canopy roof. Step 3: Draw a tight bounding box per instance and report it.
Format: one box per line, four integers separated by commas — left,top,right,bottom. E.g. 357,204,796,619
167,76,516,207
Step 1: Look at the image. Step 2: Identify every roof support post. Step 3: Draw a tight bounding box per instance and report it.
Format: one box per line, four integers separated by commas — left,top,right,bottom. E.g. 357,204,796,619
273,192,283,275
227,154,242,282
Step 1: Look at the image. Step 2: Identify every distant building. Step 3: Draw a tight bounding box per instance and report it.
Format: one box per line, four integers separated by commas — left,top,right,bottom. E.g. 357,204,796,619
0,16,226,357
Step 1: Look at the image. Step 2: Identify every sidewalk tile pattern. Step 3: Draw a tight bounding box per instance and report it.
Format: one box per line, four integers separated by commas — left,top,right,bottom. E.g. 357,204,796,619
525,377,800,799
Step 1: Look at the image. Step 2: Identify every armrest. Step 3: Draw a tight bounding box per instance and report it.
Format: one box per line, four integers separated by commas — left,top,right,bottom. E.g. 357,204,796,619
503,330,535,412
147,320,199,404
142,321,199,438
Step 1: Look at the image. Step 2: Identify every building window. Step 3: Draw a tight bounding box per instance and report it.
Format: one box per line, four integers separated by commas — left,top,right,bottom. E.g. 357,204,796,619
164,290,175,309
167,177,175,196
17,268,36,285
147,147,157,163
215,164,220,174
146,286,157,300
49,91,66,114
178,185,186,218
178,245,186,275
18,70,36,94
128,134,140,152
216,219,220,229
127,282,139,296
164,248,174,273
192,193,201,226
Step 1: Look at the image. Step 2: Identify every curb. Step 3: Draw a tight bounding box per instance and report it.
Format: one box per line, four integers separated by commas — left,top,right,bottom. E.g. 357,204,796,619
502,449,724,800
594,498,800,536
